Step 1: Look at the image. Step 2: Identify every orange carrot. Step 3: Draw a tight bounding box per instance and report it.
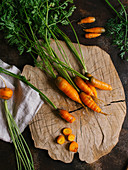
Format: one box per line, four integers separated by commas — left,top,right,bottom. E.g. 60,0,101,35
0,87,13,100
55,76,83,105
85,33,101,39
80,92,107,115
69,141,78,152
78,17,96,24
85,73,112,90
63,128,72,136
67,134,75,142
57,135,65,144
58,109,76,123
83,27,105,33
85,80,97,98
74,76,94,97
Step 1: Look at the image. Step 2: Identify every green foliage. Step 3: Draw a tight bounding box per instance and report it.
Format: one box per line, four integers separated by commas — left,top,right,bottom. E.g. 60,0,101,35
105,0,128,60
0,0,76,55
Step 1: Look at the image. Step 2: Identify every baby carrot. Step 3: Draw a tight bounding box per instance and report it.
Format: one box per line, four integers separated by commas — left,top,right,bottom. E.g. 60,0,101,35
63,128,72,136
85,80,97,98
78,17,96,24
57,135,65,144
83,27,105,33
69,141,78,152
85,33,101,39
58,109,76,123
85,73,112,90
55,76,83,105
80,92,107,115
0,87,13,100
67,134,75,142
74,76,94,97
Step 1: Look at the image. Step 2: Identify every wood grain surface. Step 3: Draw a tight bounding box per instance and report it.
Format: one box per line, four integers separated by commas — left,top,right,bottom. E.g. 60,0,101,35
0,0,128,169
22,40,126,163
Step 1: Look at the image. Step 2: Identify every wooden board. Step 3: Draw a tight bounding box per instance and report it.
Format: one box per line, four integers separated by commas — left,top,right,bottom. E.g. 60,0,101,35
22,39,126,164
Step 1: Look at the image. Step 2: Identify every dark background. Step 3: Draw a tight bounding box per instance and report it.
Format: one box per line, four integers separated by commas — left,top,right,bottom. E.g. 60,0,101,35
0,0,128,169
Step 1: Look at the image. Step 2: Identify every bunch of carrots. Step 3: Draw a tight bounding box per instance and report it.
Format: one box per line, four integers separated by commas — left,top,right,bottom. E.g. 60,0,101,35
0,9,112,163
0,17,112,124
78,17,105,38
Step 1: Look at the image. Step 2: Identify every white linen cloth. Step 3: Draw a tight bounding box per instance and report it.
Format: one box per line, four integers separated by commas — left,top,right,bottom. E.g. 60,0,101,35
0,59,44,142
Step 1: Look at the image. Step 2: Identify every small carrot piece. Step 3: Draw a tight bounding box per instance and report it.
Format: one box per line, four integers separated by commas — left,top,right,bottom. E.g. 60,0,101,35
74,76,94,97
78,17,96,24
0,87,13,100
85,80,97,98
80,92,107,115
67,134,75,142
85,73,112,90
57,135,65,144
55,76,83,104
58,109,76,123
83,27,105,33
69,141,78,152
63,128,72,136
85,33,101,39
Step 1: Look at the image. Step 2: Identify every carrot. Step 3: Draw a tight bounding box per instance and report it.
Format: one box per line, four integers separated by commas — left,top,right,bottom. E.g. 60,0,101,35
85,33,101,39
80,92,107,115
83,27,105,33
63,127,72,136
0,87,13,100
74,76,94,97
57,135,65,144
0,76,13,100
67,134,75,142
85,80,97,98
69,141,78,152
55,76,83,105
58,109,76,123
78,17,96,24
85,73,112,90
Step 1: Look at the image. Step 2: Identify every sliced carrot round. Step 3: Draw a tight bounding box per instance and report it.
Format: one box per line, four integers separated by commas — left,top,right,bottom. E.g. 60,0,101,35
63,128,72,136
69,141,78,152
57,135,65,145
67,134,75,142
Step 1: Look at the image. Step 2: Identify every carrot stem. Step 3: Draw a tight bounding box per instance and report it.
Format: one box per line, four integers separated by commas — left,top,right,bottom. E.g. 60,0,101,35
0,67,57,109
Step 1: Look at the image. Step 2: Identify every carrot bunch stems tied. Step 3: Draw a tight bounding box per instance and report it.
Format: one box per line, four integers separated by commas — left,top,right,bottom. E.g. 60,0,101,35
4,100,34,170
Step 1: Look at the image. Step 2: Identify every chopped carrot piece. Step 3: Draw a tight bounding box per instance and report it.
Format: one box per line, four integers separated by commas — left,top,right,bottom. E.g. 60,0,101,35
69,141,78,152
67,134,75,142
63,128,72,136
57,135,65,145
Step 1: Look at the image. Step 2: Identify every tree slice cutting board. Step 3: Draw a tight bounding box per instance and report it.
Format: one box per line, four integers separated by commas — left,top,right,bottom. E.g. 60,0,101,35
22,39,126,164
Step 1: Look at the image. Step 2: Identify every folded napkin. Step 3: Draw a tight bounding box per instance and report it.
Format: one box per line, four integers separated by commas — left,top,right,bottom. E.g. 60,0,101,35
0,59,44,142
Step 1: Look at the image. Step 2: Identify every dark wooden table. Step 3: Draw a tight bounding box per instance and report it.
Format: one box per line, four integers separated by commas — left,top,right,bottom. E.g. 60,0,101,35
0,0,128,169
